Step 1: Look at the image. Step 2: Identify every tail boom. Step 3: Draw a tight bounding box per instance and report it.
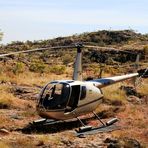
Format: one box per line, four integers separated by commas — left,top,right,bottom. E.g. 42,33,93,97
88,73,139,88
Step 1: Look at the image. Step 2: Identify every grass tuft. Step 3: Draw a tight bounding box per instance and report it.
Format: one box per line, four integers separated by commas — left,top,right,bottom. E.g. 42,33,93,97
102,83,127,104
0,142,10,148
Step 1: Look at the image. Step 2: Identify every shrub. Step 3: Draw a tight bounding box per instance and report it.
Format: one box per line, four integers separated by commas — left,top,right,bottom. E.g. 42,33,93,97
0,86,14,109
49,65,66,75
89,63,101,76
58,50,65,57
0,97,12,109
62,54,73,65
29,62,46,73
12,62,25,74
143,45,148,55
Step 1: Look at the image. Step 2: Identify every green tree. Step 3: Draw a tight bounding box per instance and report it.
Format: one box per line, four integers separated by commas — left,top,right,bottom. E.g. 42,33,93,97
0,29,3,41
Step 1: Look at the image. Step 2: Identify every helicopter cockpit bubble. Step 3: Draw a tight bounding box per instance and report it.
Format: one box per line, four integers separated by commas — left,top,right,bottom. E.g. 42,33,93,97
38,82,71,110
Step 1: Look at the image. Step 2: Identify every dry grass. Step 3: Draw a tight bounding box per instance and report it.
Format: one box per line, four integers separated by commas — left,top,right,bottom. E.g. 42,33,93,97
4,134,62,147
0,85,34,109
0,58,147,147
0,85,16,109
102,83,127,103
20,108,37,117
9,136,36,147
112,104,148,146
136,79,148,95
0,142,10,148
112,127,148,147
36,135,61,145
0,115,11,127
0,71,72,86
0,92,26,109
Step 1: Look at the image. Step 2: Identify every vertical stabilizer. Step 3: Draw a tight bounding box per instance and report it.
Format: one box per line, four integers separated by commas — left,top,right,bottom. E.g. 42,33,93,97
73,44,83,81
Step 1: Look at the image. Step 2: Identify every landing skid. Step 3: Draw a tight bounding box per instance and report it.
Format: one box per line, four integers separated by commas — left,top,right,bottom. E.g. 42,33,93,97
22,112,119,135
75,111,119,137
76,124,120,137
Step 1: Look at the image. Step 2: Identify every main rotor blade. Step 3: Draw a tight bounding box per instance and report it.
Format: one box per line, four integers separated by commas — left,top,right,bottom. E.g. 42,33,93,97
84,45,117,51
0,43,139,58
84,45,137,54
0,45,75,58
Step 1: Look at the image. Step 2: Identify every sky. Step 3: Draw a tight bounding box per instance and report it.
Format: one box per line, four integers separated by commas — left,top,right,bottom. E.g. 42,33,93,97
0,0,148,44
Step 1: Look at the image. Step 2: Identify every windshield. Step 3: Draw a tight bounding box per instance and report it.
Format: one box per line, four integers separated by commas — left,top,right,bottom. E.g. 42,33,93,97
39,82,70,109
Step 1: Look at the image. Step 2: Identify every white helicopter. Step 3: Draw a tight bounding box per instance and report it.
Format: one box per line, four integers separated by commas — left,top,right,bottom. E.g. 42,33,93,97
0,43,146,133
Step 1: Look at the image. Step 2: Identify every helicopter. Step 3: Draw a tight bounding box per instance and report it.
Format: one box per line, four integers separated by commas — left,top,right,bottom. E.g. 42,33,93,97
0,43,147,133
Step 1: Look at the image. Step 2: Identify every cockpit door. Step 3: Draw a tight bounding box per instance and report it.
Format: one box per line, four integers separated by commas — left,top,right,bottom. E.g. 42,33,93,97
65,85,80,112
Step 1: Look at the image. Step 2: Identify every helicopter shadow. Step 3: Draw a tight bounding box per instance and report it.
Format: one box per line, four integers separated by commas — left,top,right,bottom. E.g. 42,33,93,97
21,119,89,134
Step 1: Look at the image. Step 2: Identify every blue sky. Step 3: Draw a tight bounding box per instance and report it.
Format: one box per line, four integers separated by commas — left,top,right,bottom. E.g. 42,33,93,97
0,0,148,44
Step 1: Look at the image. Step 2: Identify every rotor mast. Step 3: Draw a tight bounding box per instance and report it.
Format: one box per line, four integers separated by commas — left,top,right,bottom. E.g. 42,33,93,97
73,44,83,81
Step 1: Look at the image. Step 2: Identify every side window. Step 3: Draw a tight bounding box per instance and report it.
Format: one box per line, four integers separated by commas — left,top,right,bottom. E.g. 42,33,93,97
80,86,86,100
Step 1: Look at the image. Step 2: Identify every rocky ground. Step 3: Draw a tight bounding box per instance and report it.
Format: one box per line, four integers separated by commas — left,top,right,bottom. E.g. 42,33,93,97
0,82,148,148
0,30,148,147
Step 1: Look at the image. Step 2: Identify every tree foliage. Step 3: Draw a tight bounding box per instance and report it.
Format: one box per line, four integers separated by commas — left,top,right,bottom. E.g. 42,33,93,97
0,29,3,41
